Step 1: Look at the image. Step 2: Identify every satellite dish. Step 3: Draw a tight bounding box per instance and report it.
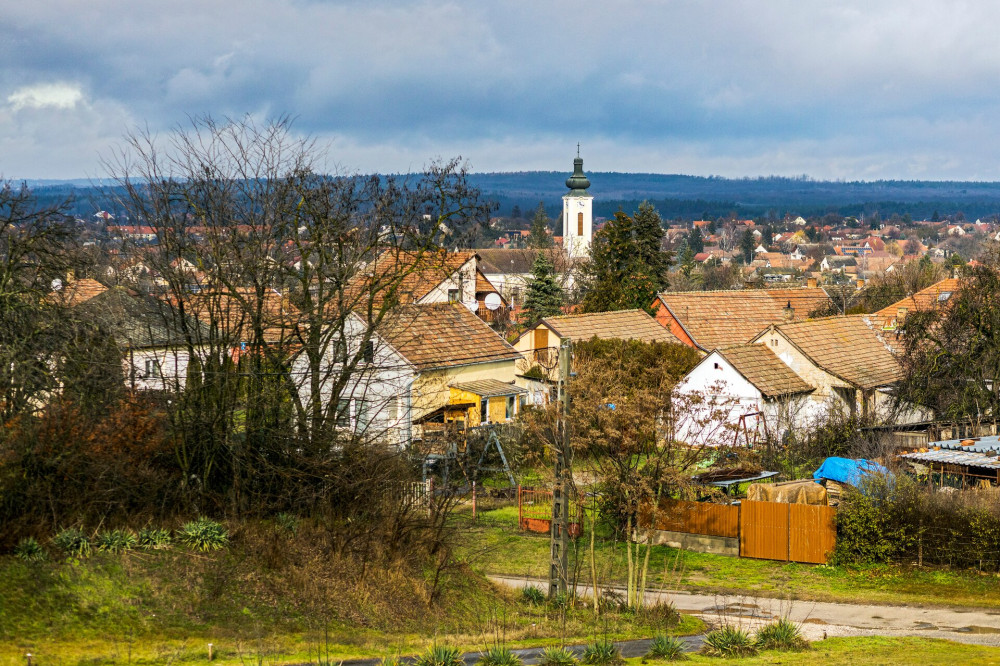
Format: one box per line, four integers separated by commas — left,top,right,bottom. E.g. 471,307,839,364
484,293,502,311
464,299,479,313
51,278,63,291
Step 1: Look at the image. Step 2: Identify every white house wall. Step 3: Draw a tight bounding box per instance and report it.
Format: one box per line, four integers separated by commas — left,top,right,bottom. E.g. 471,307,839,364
289,313,415,447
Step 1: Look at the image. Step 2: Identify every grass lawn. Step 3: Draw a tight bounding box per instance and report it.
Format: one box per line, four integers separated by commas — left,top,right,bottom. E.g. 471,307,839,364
677,636,1000,664
458,505,1000,609
0,543,701,666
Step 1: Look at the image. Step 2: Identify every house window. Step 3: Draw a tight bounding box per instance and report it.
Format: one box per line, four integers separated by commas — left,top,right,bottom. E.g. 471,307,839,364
714,362,721,370
577,212,584,236
511,287,522,304
506,396,515,420
390,395,402,422
480,398,489,424
355,399,371,430
448,288,459,302
145,359,161,378
362,340,374,364
336,399,351,428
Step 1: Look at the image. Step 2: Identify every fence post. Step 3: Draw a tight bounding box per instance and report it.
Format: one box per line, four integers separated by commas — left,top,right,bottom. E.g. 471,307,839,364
472,481,477,521
517,484,522,531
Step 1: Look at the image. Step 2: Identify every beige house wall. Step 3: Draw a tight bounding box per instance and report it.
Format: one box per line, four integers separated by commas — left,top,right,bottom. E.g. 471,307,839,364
410,359,518,422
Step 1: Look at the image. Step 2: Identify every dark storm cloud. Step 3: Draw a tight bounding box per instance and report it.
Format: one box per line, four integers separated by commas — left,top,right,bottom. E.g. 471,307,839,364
4,1,1000,179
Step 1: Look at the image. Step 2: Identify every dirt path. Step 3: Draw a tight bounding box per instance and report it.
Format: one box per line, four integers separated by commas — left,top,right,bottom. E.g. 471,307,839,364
490,575,1000,647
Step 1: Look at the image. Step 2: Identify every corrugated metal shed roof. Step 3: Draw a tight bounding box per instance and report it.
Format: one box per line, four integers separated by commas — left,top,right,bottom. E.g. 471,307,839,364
450,379,527,397
925,434,1000,454
899,449,1000,469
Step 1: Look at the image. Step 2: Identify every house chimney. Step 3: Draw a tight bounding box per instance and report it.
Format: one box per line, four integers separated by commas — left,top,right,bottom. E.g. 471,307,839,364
897,306,908,321
807,277,817,289
66,269,75,284
856,278,865,289
783,300,795,322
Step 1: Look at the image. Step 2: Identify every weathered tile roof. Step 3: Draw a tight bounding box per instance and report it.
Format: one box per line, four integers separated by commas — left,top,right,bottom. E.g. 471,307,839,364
540,309,683,344
50,277,108,306
349,249,476,307
74,287,202,349
450,379,527,397
655,288,833,350
716,345,813,398
765,315,901,389
381,302,522,371
874,277,962,328
477,248,563,275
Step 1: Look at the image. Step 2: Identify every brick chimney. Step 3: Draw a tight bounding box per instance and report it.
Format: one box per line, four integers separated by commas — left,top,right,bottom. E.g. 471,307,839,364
807,277,817,289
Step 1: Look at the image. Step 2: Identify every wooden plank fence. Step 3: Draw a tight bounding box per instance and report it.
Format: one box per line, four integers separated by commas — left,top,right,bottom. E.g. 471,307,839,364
639,498,739,539
639,498,836,564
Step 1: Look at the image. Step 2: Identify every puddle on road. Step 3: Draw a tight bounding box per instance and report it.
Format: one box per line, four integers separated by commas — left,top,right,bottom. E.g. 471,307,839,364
701,603,772,619
801,618,828,625
913,622,938,630
953,626,1000,634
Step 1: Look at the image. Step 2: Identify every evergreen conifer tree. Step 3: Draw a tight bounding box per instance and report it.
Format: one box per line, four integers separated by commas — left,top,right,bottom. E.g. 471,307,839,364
633,201,672,291
581,204,672,313
522,252,563,322
740,229,755,264
688,225,705,254
528,202,553,248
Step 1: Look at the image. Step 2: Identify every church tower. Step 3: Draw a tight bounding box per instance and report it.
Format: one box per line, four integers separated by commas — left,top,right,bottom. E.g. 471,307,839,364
562,150,593,260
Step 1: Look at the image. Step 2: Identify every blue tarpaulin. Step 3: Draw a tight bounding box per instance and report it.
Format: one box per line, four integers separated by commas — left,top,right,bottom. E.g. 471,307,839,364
813,457,889,486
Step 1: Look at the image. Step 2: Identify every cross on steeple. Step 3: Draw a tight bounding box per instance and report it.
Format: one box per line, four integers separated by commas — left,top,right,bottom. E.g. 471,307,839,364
576,142,580,158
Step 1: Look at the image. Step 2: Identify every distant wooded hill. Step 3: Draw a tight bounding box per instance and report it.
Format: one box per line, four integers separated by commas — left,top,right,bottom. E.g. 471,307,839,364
466,172,1000,221
23,172,1000,222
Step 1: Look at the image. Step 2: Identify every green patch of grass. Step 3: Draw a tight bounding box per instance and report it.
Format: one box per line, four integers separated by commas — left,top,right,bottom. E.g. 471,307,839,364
0,520,704,666
677,636,1000,664
456,518,1000,609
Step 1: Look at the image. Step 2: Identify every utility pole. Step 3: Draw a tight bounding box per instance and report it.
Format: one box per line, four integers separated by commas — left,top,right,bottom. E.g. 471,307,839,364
549,338,572,599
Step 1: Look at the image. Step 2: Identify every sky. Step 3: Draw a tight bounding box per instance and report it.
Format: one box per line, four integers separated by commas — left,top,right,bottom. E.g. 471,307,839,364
4,1,1000,181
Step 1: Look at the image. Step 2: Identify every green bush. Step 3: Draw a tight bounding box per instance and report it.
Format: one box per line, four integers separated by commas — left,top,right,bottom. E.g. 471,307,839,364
833,475,915,565
642,599,680,627
414,645,463,666
701,626,757,658
646,634,687,661
13,537,47,563
754,618,808,651
95,529,137,553
477,646,522,666
521,585,545,605
378,656,403,666
275,512,299,535
137,527,172,549
538,647,577,666
177,518,229,552
581,640,622,665
53,528,91,558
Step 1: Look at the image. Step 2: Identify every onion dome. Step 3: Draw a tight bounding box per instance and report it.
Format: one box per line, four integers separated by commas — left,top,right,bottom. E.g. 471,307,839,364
565,156,591,195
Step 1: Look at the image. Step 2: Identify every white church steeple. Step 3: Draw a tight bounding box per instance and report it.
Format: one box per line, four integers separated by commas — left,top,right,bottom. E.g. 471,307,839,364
562,148,593,260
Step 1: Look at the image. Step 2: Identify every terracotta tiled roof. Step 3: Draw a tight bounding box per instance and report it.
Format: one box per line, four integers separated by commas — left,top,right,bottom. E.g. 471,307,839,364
349,249,476,307
476,269,499,295
763,315,901,389
655,288,833,351
381,302,521,371
179,287,300,343
50,278,108,306
540,309,683,344
716,344,813,398
875,278,961,326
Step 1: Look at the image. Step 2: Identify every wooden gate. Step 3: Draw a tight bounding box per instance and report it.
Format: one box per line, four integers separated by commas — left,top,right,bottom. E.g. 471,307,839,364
739,500,836,564
789,503,836,564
